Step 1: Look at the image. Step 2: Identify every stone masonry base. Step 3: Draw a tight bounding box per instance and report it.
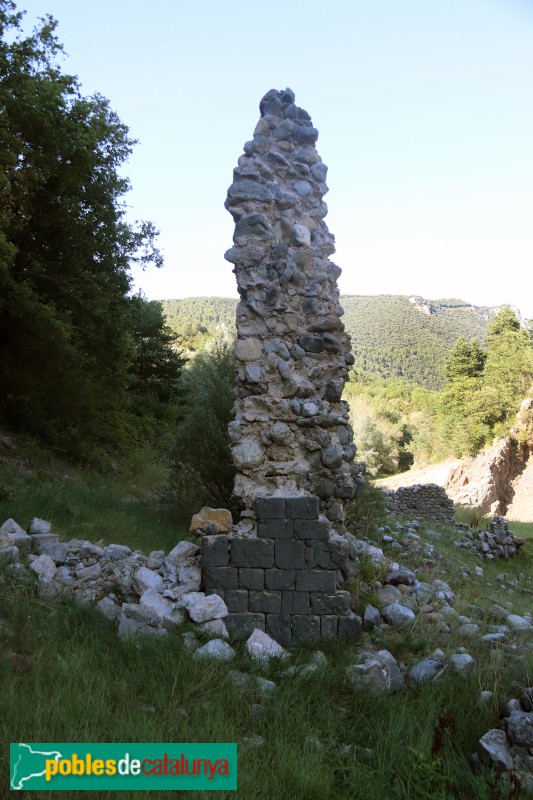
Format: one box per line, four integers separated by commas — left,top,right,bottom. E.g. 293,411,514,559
201,495,361,645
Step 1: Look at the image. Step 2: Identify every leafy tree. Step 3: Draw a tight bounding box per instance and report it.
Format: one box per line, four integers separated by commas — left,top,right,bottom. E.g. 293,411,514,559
171,335,237,519
0,2,166,457
483,307,533,417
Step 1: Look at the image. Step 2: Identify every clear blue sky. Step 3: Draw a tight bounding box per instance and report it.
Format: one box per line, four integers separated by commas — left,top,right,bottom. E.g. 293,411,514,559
17,0,533,318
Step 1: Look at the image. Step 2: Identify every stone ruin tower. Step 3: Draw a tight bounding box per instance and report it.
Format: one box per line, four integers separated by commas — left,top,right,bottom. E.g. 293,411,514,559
224,88,360,532
199,89,362,645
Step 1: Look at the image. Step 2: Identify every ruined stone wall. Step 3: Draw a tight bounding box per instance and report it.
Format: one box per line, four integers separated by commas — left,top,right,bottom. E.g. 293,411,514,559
384,484,455,525
224,88,361,533
202,496,361,644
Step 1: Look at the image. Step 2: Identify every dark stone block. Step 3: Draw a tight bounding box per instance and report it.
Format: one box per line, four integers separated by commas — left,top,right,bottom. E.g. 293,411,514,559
255,497,285,519
224,589,248,613
231,538,274,568
203,566,238,592
294,519,329,541
298,334,324,353
311,591,351,615
321,615,338,639
296,570,336,592
314,479,335,499
305,543,336,570
257,519,293,540
225,612,265,639
265,569,296,590
285,496,319,520
338,613,363,642
238,568,264,590
275,540,305,569
201,535,229,567
266,614,292,646
292,615,320,642
249,591,281,614
281,591,310,614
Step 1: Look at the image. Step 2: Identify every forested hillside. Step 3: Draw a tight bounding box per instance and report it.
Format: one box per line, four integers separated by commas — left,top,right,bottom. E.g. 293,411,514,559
161,294,520,388
342,295,505,388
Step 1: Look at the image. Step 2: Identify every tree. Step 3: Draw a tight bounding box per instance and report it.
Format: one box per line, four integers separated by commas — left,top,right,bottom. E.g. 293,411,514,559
128,296,187,411
483,307,533,417
172,335,237,518
0,2,166,456
444,337,486,381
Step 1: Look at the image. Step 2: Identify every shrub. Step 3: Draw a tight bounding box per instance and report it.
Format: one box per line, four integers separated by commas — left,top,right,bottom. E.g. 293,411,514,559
345,479,389,538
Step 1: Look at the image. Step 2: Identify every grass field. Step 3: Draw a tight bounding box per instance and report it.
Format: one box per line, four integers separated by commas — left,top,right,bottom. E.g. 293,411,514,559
1,435,532,798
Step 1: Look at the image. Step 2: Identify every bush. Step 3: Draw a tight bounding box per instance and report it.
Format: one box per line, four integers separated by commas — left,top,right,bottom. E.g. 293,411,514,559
453,504,487,530
345,479,389,538
170,334,239,522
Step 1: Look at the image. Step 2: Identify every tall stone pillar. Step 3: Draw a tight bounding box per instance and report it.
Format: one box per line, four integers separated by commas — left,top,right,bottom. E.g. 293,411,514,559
224,88,360,533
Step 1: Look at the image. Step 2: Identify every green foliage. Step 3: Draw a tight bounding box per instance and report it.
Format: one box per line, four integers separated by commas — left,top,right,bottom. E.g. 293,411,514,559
160,297,237,351
0,2,183,461
453,505,486,530
171,334,238,521
161,294,509,389
127,295,187,413
345,479,389,538
439,307,533,456
444,337,486,380
341,295,493,389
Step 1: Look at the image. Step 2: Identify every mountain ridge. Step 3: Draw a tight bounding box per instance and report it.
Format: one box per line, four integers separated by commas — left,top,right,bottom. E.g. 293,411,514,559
160,295,530,390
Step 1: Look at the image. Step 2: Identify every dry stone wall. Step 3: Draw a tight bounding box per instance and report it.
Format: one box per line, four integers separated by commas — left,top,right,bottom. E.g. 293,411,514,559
224,87,361,533
384,484,455,525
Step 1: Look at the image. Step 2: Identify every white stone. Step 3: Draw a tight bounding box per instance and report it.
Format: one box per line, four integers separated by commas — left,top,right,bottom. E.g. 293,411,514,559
507,614,532,633
177,564,202,590
28,518,52,535
0,518,26,535
407,657,444,686
96,596,121,621
184,593,228,623
448,653,475,676
292,223,311,247
29,554,56,582
346,650,403,694
477,729,513,770
194,639,235,661
198,618,229,639
246,629,288,663
166,540,200,566
382,603,415,628
232,438,264,468
122,602,162,627
140,589,185,629
133,566,163,594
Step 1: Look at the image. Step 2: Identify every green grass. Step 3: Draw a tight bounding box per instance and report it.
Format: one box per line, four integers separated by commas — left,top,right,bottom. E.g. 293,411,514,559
2,568,530,800
0,436,187,553
506,520,533,540
1,434,532,798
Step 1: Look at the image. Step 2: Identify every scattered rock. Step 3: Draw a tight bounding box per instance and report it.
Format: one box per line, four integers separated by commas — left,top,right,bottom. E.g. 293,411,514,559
246,629,288,663
346,650,403,694
194,639,235,662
